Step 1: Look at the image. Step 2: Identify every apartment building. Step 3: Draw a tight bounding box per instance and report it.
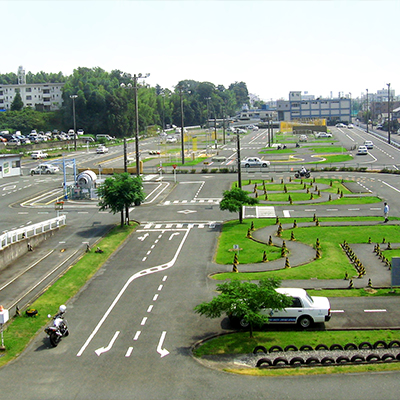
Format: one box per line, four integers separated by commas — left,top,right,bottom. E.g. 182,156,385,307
0,66,64,111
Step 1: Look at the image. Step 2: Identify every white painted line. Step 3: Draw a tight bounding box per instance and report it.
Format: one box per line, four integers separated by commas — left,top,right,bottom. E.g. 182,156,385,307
125,347,134,357
348,208,360,211
162,276,167,281
326,209,338,211
305,209,316,212
147,305,154,313
133,331,141,340
146,250,151,255
158,284,163,291
283,210,291,217
153,294,159,301
77,227,192,357
142,257,147,262
331,310,345,313
141,317,148,326
381,180,400,193
364,309,387,313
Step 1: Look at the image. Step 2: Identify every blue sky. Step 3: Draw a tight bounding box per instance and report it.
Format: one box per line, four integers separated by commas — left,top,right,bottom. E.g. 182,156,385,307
2,1,398,100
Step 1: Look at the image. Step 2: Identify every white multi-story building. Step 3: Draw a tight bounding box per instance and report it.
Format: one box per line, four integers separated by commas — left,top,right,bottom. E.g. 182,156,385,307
0,66,64,111
277,91,351,124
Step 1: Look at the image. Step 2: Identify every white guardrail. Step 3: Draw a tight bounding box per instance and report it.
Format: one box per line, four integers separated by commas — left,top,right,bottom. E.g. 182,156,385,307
0,216,66,250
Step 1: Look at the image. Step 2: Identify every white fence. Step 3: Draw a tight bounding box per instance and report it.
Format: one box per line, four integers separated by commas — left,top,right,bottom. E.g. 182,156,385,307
0,216,66,250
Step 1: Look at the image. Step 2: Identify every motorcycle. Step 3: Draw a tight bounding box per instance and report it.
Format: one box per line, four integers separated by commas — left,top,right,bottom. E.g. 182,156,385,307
45,305,69,347
295,169,311,179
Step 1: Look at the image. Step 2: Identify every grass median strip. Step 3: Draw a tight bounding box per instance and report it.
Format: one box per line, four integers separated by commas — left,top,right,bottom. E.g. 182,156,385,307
0,223,136,368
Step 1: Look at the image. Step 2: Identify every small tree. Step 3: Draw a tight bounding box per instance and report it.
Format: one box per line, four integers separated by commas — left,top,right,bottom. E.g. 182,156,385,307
97,172,145,226
219,187,258,223
11,91,24,111
194,278,292,338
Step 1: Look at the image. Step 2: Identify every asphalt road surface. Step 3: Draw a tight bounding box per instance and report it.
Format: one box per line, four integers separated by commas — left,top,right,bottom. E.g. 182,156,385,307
2,129,400,399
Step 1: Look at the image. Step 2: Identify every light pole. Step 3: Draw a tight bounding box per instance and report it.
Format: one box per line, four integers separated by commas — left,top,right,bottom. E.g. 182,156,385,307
121,73,150,177
366,89,369,133
387,83,391,144
349,92,352,124
179,87,185,164
70,95,77,151
236,129,243,223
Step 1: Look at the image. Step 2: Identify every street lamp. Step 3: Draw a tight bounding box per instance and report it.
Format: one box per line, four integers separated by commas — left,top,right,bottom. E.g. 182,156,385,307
366,89,369,133
70,95,78,151
236,129,243,223
349,92,352,124
121,73,150,177
387,83,391,144
179,87,185,164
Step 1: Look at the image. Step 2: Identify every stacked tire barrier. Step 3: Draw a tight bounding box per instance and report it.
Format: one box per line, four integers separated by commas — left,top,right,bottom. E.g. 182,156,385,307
253,340,400,368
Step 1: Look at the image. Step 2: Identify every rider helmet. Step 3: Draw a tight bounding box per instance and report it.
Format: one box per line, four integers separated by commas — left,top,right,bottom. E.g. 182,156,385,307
59,305,67,313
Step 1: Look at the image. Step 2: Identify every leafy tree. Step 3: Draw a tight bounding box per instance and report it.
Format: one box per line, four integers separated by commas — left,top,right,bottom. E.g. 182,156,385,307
194,279,291,338
11,92,24,111
97,173,145,226
220,187,258,223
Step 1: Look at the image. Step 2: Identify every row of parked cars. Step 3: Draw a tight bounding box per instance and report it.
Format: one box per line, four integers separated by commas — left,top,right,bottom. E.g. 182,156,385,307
0,129,85,145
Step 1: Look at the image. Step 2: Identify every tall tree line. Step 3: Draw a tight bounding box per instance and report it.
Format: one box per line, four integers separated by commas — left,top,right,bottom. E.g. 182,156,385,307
0,68,249,135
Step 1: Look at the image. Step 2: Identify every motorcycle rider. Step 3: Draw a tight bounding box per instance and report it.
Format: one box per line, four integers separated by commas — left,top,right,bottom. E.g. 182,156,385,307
300,165,307,175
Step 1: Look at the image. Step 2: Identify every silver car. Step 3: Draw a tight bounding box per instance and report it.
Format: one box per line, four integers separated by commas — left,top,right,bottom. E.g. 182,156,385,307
240,157,270,168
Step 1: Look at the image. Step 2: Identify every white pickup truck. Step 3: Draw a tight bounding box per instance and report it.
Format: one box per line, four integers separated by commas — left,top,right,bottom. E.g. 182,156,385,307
230,288,331,329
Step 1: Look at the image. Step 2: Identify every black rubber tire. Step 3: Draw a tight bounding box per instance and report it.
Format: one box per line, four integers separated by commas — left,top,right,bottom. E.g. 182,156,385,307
306,357,319,365
269,345,283,353
344,343,358,350
299,345,314,351
30,171,35,176
330,343,344,351
315,344,329,351
373,340,388,349
289,357,305,366
388,340,400,349
396,353,400,361
358,341,373,350
351,355,365,363
366,353,381,362
49,332,61,347
256,358,272,368
244,164,250,168
298,315,313,329
46,170,51,174
253,346,268,354
262,164,268,168
336,356,350,364
321,357,335,365
381,353,396,362
273,357,289,366
239,318,249,328
284,345,298,352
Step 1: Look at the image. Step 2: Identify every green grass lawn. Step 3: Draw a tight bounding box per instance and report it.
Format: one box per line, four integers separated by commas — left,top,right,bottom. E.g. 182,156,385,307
213,217,397,281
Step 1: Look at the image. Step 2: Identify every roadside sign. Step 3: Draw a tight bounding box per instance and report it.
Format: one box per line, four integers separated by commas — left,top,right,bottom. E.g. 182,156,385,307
172,164,177,170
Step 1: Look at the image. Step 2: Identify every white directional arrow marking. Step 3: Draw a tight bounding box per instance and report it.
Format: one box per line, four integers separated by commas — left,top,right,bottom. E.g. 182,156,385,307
157,331,169,358
169,232,180,240
138,233,149,241
95,331,120,356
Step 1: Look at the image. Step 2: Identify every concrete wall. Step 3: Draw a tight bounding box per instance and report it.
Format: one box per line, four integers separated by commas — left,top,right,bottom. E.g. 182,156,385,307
0,227,60,271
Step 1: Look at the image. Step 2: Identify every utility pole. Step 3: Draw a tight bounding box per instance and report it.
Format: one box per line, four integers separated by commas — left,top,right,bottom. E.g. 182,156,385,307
236,129,243,223
180,87,185,164
387,83,391,144
366,89,369,133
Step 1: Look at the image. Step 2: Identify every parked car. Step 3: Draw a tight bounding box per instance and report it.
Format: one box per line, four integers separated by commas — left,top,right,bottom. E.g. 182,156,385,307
77,129,84,135
364,141,374,149
166,136,177,143
96,145,109,154
335,123,347,128
315,132,333,138
240,157,270,168
30,163,59,175
357,145,368,155
229,288,331,329
31,150,48,159
347,124,354,129
299,135,308,142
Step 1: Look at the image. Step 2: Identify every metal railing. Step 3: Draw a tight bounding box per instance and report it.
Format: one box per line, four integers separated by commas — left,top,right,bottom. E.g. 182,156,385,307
0,215,66,250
